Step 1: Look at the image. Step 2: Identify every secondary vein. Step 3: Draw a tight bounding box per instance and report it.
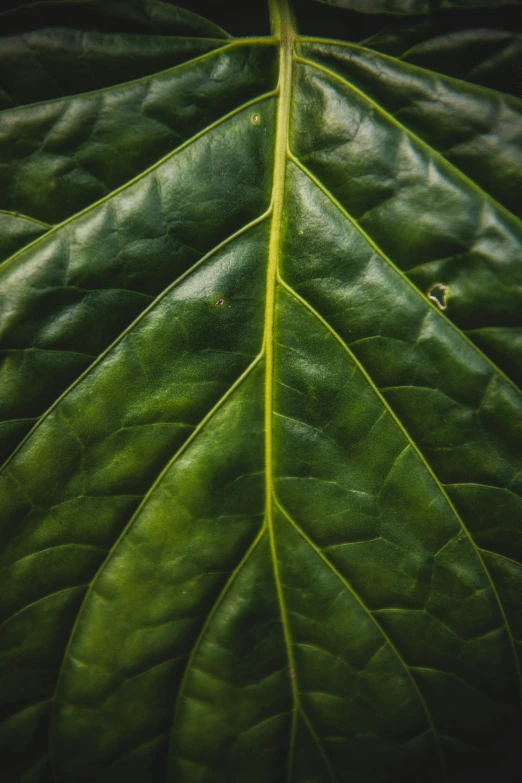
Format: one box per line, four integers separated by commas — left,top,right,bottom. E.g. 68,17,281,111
279,274,522,707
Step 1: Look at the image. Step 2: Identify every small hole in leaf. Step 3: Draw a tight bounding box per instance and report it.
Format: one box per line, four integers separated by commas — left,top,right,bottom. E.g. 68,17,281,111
427,282,448,310
213,297,225,307
251,113,261,125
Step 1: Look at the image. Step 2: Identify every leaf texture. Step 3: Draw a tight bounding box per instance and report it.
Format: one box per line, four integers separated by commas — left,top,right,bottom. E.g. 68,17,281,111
363,7,522,97
313,0,522,15
0,0,521,781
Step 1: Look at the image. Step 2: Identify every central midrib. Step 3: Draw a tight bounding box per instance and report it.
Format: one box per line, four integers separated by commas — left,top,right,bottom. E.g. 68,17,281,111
264,0,300,771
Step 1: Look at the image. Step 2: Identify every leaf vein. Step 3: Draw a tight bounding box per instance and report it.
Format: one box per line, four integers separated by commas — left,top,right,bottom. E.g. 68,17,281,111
295,52,522,230
1,89,276,273
278,275,522,704
285,152,522,399
0,209,270,475
273,495,446,777
167,525,266,758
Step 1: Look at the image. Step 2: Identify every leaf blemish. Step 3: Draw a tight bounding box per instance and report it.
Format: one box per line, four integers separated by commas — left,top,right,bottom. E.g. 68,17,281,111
251,113,261,125
213,297,225,307
427,282,448,310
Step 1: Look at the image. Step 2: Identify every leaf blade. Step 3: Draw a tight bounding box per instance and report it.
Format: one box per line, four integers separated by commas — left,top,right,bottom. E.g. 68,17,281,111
0,1,521,780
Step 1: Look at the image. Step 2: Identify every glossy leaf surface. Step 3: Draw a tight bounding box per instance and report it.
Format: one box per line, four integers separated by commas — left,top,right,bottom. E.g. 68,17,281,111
363,7,522,97
313,0,522,15
0,0,521,781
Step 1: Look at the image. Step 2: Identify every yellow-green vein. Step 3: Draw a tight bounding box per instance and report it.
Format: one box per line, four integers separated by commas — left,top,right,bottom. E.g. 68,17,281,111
0,39,273,117
0,90,276,273
0,209,52,228
167,523,267,762
266,2,299,780
49,352,263,766
300,707,336,782
273,494,447,779
299,37,520,104
278,274,522,704
295,52,522,231
286,151,522,400
0,208,271,474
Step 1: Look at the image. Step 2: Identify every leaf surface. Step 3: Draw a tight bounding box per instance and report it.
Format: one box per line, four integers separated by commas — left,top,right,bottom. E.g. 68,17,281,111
362,6,522,96
0,1,521,781
313,0,522,15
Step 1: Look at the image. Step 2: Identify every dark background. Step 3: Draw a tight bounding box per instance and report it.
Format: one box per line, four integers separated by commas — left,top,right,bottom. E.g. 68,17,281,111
0,0,396,38
1,0,521,41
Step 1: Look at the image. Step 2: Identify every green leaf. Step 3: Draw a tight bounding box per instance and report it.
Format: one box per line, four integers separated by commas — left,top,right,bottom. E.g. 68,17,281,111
1,0,521,780
0,0,228,109
362,7,522,96
312,0,522,15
